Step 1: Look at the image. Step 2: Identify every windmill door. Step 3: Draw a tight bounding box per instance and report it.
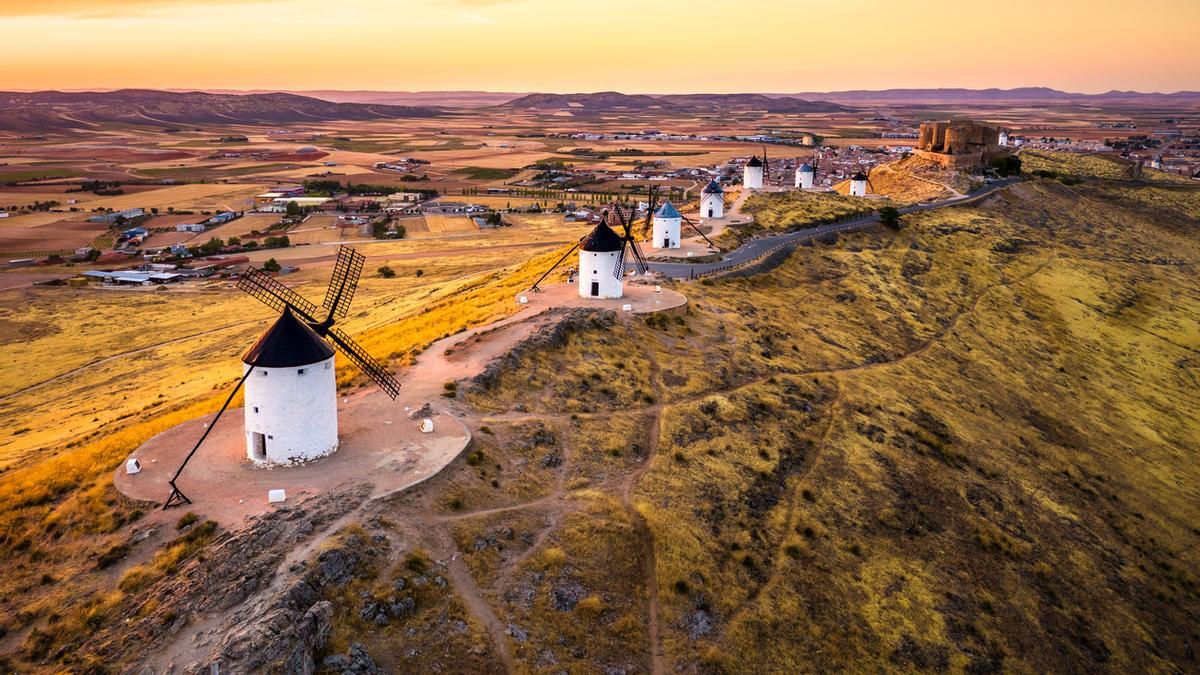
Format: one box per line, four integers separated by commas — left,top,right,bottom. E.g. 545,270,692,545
590,281,600,297
252,432,267,460
707,208,714,218
663,237,670,248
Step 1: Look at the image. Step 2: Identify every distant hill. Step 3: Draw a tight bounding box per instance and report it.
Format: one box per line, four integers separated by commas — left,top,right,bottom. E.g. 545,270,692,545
657,93,852,113
0,89,441,132
500,91,672,111
783,87,1200,104
167,89,523,108
499,91,853,113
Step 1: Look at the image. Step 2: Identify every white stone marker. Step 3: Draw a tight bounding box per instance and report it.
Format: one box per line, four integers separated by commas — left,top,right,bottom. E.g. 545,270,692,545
268,489,286,503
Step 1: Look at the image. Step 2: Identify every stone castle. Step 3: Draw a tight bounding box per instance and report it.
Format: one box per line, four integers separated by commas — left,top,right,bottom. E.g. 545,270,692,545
914,120,1008,168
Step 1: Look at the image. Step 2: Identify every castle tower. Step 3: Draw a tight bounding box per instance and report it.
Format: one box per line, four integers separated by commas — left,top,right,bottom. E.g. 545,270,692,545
242,309,339,465
578,220,625,299
651,200,682,249
743,155,764,190
700,179,724,219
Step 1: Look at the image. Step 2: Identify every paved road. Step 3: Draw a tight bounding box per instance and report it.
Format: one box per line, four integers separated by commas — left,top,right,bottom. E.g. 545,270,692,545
646,178,1021,279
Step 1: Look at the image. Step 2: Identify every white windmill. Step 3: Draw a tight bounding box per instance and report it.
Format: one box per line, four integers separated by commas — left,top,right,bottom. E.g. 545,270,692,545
849,168,872,197
651,200,682,249
795,151,818,189
743,152,764,190
700,178,725,219
528,202,650,300
163,247,401,507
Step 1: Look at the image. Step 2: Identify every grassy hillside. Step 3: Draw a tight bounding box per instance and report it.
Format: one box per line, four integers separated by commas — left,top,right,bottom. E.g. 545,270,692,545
724,191,877,247
441,178,1200,671
1,173,1198,671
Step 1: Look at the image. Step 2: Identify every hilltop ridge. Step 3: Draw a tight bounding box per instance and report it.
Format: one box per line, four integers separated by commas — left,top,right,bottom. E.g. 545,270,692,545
0,89,441,132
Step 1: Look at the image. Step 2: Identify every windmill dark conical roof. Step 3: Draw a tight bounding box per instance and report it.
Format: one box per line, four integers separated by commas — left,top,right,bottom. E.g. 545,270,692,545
851,171,869,181
701,178,723,194
746,155,763,167
242,307,335,368
580,220,625,252
799,163,814,172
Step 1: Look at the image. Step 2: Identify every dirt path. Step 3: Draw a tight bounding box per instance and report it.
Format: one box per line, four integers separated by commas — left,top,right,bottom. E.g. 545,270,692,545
622,350,667,675
424,524,516,672
711,257,1060,636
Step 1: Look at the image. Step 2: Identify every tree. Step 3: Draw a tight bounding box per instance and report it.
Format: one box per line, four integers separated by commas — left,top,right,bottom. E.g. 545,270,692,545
377,265,396,278
285,200,302,217
415,269,424,277
991,155,1022,177
194,237,224,255
226,236,241,246
262,258,281,272
878,206,903,230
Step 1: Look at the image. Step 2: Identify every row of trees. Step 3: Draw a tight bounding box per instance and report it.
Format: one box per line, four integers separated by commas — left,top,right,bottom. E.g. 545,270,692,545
190,235,289,256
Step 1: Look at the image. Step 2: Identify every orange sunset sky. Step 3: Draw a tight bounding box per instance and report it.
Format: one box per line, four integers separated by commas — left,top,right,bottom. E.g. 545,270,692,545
0,0,1197,93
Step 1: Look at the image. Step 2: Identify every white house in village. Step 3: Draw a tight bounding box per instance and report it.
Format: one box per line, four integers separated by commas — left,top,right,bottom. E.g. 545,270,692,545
241,309,339,465
651,200,682,249
700,179,725,219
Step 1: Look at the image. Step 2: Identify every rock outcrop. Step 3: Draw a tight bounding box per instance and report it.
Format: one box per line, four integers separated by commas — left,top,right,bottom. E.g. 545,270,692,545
470,308,616,392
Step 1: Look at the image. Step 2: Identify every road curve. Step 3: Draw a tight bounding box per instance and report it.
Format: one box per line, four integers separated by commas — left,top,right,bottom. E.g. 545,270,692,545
646,178,1021,279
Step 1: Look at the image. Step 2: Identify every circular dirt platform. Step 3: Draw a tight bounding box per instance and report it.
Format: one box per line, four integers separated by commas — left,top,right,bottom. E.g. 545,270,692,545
515,280,687,314
115,392,470,528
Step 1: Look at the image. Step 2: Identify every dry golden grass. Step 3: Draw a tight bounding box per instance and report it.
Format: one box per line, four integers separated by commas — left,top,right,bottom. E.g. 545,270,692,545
417,214,479,235
458,179,1200,672
721,190,877,247
1021,149,1193,184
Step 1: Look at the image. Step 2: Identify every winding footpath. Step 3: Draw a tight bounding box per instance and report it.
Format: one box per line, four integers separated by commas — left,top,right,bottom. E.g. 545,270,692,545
647,177,1021,279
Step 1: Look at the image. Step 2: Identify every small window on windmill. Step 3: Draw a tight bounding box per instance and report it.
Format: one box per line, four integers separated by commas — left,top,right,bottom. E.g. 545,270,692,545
297,368,305,375
260,371,268,377
324,361,331,370
253,406,259,413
